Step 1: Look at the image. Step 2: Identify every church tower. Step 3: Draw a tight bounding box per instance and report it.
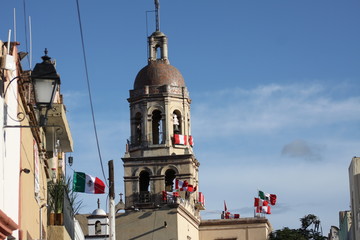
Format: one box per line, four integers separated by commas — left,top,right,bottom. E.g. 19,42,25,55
119,1,204,239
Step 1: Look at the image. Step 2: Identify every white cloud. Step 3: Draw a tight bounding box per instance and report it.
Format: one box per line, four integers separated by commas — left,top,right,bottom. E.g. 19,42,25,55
192,83,360,139
190,82,358,231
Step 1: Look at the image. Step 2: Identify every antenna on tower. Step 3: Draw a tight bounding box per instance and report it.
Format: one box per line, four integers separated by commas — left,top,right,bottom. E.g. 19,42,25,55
154,0,160,31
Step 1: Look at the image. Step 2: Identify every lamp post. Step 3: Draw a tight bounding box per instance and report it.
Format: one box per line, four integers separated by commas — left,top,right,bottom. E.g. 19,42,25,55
31,49,60,126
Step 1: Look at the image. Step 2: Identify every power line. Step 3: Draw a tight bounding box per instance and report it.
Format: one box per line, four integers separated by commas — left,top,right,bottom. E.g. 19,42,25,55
22,0,30,68
75,0,108,187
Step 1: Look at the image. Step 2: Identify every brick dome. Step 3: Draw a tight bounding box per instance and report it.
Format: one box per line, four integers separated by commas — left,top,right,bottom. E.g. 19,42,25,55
134,61,185,90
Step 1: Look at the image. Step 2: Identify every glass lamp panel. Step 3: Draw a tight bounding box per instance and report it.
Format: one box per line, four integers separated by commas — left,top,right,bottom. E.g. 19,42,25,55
33,78,57,106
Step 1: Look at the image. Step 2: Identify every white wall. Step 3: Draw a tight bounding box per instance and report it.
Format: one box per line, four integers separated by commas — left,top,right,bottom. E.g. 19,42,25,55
1,67,21,239
74,219,85,240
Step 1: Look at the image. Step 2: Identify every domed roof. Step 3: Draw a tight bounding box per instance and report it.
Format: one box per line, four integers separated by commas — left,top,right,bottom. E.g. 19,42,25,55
134,61,185,90
91,208,106,216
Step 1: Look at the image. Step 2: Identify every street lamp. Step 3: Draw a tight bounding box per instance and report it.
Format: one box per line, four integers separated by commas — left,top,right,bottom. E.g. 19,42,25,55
31,49,60,126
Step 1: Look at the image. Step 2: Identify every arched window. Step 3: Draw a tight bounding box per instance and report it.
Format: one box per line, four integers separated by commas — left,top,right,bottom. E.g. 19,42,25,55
165,169,176,192
139,171,150,203
152,110,163,144
139,171,150,192
134,112,142,145
95,221,101,235
173,110,181,134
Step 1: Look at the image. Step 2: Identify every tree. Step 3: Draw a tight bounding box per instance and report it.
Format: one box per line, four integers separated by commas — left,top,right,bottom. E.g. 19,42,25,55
269,214,327,240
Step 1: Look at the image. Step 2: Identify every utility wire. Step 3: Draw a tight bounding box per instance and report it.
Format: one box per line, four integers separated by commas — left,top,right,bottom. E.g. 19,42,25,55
22,0,30,68
75,0,108,187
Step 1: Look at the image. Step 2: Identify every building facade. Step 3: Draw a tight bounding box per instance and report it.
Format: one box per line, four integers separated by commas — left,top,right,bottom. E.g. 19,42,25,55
349,157,360,240
338,211,352,240
119,27,202,240
75,3,272,239
0,40,21,240
114,15,271,240
348,157,360,240
0,38,73,239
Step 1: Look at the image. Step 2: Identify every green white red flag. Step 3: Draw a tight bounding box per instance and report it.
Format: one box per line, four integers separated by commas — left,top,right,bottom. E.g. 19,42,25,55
258,190,277,206
73,172,105,194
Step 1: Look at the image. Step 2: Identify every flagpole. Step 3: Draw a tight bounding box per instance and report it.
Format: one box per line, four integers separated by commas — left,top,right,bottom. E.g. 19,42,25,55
108,160,116,240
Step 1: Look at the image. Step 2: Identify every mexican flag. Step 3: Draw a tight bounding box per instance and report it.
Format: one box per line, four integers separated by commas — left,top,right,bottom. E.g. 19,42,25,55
270,194,277,205
258,190,270,200
255,205,271,214
73,172,105,194
254,197,269,207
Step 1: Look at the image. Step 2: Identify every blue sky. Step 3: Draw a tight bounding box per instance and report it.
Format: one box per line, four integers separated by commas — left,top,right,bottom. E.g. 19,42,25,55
2,0,360,233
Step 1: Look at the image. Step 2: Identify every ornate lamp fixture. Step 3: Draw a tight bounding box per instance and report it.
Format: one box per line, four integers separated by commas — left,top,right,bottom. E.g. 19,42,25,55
3,49,60,128
31,49,60,126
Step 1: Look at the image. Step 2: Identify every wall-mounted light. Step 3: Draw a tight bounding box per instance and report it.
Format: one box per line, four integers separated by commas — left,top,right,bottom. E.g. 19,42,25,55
68,156,73,166
20,168,30,174
3,49,61,128
31,49,60,126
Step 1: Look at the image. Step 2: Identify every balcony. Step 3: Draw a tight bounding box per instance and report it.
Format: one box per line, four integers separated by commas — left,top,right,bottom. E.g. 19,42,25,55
46,103,73,152
127,132,165,151
47,180,75,240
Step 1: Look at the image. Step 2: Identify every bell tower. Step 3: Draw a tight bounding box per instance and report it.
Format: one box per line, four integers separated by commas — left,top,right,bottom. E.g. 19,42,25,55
122,0,203,222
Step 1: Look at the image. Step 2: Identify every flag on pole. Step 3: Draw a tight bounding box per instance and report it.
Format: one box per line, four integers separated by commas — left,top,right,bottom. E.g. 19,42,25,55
73,172,105,194
261,205,271,214
270,194,277,205
224,200,231,219
254,198,269,207
258,190,270,200
254,197,260,207
175,179,189,191
255,205,271,214
258,190,265,200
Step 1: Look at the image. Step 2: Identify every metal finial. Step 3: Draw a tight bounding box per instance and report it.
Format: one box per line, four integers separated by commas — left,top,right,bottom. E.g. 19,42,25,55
155,0,160,31
44,48,48,56
97,198,100,209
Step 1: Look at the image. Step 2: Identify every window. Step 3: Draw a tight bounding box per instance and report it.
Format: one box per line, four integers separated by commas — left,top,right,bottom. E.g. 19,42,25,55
165,169,176,192
139,171,150,192
134,112,142,145
95,221,101,235
173,110,181,134
152,110,163,144
139,171,151,203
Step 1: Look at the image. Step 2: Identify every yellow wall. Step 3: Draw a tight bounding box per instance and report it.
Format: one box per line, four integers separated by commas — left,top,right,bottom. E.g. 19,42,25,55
19,124,48,239
48,225,71,240
199,218,272,240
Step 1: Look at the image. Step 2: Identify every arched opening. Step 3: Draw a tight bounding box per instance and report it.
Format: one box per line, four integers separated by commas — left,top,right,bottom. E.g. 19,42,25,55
165,169,176,192
95,221,101,235
173,110,181,134
134,112,142,145
152,110,163,144
139,171,150,192
139,171,150,203
156,45,162,59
